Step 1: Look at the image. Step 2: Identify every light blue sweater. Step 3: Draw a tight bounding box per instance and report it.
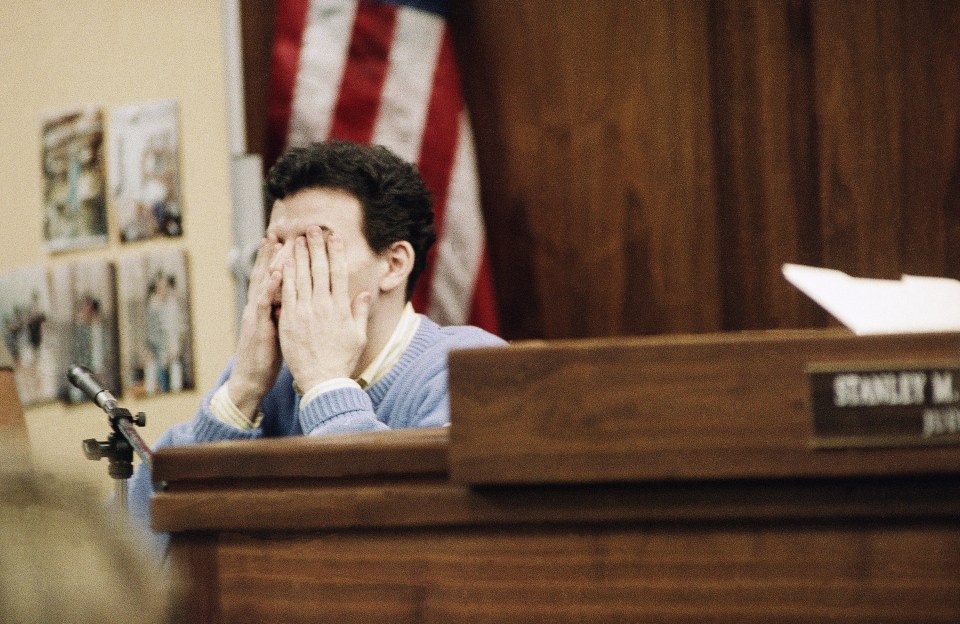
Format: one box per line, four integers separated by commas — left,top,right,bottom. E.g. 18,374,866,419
126,316,505,552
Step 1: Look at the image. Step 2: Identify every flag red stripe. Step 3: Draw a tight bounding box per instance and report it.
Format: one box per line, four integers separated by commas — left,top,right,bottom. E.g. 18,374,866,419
328,2,397,143
266,0,310,169
269,0,500,332
468,250,500,333
415,27,460,238
411,28,461,313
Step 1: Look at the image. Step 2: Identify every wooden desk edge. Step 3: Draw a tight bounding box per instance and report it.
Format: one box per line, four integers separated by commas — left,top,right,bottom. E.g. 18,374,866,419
154,427,450,483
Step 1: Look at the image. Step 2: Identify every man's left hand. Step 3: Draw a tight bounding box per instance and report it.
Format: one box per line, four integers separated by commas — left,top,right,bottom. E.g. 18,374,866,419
278,225,372,390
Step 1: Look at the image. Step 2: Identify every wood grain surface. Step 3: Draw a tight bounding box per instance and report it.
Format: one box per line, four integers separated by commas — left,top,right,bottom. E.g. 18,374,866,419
156,397,960,622
448,330,960,484
153,427,448,483
174,522,960,623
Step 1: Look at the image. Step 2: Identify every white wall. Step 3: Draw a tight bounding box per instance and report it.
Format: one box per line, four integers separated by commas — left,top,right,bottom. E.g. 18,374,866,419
0,1,237,495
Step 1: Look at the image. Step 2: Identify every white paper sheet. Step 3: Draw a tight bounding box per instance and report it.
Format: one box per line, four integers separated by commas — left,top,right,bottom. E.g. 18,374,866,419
782,263,960,335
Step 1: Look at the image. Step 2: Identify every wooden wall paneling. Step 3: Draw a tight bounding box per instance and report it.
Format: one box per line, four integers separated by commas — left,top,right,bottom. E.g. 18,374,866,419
811,1,910,278
894,1,960,279
615,1,724,336
446,2,542,339
453,2,637,338
707,0,827,330
452,1,727,338
812,1,960,282
507,16,605,340
941,2,960,280
240,0,276,164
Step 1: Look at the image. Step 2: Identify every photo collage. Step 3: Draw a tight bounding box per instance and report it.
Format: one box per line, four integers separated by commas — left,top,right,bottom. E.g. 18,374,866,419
1,99,193,407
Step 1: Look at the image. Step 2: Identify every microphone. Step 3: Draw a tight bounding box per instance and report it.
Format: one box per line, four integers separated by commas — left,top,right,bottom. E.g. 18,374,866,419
67,365,118,412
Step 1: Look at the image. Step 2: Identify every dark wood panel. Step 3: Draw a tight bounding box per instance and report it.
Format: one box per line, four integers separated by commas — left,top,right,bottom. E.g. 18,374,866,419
886,0,960,279
708,0,827,330
812,1,906,277
207,522,960,623
448,330,960,484
450,1,722,338
239,0,276,166
615,1,722,336
811,0,960,279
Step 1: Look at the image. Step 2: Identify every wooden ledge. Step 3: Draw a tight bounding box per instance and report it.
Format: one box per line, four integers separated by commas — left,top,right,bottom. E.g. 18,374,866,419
152,474,960,533
153,427,449,485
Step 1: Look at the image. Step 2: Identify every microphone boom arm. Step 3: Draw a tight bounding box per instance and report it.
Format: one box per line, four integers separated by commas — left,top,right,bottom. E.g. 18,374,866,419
68,365,152,511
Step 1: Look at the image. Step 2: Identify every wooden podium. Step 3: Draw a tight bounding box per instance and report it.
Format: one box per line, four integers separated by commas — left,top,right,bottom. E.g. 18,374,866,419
153,330,960,623
0,350,27,445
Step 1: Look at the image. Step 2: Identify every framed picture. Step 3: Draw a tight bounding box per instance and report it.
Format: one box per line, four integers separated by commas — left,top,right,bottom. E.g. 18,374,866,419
117,249,194,397
108,99,183,243
0,264,59,406
49,259,121,403
42,105,109,252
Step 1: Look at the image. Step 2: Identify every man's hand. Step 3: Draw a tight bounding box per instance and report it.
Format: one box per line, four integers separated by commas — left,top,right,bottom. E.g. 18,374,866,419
226,237,284,418
278,225,371,391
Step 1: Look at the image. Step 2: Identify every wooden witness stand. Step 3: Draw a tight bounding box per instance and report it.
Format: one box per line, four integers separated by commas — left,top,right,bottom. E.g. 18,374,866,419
0,361,27,445
154,329,960,623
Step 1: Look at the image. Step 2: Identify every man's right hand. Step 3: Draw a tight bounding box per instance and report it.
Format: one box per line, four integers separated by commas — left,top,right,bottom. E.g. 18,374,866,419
226,237,284,419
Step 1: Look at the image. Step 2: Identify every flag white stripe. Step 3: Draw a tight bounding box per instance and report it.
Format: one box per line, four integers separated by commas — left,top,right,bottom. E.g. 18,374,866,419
287,0,357,147
370,6,444,162
285,0,493,328
428,110,485,325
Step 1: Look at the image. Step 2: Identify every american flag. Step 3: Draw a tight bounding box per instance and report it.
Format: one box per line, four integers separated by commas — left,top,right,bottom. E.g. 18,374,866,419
265,0,499,333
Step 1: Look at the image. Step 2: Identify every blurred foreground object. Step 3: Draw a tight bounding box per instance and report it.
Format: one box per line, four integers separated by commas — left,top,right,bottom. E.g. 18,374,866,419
0,444,178,624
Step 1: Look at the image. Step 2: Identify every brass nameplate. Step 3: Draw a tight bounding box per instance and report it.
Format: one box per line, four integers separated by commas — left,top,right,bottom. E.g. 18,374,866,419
808,361,960,448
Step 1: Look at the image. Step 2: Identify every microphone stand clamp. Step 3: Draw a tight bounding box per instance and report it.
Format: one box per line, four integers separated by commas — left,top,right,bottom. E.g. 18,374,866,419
82,406,149,511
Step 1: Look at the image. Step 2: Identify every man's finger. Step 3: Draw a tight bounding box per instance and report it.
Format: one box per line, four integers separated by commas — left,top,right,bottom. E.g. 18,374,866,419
246,240,281,312
248,238,273,289
293,235,312,301
281,258,297,309
308,225,331,297
328,231,349,304
258,270,282,310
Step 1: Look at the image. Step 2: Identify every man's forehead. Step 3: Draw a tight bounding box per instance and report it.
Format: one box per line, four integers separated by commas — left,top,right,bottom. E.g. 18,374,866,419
266,190,364,238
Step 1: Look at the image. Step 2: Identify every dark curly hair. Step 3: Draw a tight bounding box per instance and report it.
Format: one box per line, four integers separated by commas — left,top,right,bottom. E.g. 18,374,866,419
265,141,435,300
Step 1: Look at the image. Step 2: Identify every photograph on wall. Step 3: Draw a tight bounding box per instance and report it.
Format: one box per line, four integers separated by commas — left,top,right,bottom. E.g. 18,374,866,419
0,264,59,406
108,99,183,243
49,259,121,404
117,248,194,397
42,105,109,252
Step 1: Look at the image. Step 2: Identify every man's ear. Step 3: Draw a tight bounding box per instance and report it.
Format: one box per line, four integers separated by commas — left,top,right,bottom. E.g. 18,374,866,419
379,240,414,294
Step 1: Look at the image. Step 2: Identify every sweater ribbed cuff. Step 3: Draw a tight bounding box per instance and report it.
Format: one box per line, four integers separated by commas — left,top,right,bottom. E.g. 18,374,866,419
193,409,261,442
299,385,374,433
